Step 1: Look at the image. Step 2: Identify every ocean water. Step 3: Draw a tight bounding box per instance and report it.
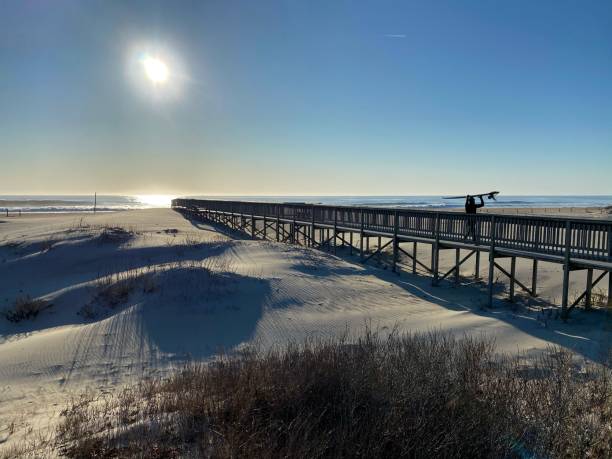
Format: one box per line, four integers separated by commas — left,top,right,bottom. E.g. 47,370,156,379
1,195,611,213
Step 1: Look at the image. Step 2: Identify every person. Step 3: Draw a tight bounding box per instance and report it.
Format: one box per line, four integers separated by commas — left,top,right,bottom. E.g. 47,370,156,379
465,195,484,214
464,195,484,240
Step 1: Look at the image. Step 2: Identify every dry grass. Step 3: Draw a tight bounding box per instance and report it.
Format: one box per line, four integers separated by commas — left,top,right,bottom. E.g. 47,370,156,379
97,226,135,244
3,295,50,322
53,330,611,459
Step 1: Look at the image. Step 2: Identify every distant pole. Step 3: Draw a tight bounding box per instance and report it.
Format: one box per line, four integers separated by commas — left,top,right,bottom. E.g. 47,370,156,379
94,192,97,214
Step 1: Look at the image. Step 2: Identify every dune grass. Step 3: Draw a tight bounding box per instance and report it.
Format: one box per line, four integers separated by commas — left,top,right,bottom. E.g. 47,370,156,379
53,330,611,459
3,295,50,322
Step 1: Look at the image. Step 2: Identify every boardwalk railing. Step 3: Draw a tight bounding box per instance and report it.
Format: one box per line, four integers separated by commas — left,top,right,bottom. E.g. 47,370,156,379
172,198,612,318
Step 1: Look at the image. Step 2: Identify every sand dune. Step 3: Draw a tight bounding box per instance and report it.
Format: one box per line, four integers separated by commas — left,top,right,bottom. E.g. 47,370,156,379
0,209,610,451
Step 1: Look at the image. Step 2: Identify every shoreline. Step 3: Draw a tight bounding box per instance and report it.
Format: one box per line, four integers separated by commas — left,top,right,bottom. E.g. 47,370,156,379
2,205,611,220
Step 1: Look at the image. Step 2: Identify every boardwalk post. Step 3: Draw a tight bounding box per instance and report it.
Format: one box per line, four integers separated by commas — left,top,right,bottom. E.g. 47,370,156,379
531,260,538,297
392,210,399,273
561,221,572,320
474,250,480,279
311,205,316,248
333,208,338,255
585,268,593,310
608,226,612,307
488,216,496,307
359,209,364,260
532,222,540,297
263,215,267,240
292,215,296,244
509,256,516,302
432,214,440,285
276,206,280,242
455,248,460,285
251,213,256,239
412,241,417,274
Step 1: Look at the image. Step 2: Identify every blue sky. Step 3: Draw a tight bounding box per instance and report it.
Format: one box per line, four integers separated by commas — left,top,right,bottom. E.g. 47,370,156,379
1,0,610,195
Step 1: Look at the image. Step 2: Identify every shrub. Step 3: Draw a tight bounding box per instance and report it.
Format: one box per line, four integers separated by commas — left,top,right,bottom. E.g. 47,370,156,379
3,295,49,322
55,331,611,458
97,226,134,244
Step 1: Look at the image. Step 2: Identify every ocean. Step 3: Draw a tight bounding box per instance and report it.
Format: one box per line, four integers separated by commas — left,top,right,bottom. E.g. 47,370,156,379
1,195,611,213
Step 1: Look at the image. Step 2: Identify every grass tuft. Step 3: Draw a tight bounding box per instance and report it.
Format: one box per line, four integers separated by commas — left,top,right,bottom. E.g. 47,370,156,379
3,295,50,322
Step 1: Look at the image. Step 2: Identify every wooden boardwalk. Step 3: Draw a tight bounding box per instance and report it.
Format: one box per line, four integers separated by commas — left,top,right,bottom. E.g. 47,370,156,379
172,199,612,319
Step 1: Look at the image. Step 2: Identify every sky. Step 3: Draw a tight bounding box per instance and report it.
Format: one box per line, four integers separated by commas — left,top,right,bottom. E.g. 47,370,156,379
1,0,611,196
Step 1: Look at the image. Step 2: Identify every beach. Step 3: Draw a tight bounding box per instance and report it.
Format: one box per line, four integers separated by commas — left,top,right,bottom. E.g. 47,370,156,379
0,207,610,452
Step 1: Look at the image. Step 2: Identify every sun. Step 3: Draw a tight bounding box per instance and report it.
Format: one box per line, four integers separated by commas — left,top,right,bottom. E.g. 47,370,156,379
141,56,169,84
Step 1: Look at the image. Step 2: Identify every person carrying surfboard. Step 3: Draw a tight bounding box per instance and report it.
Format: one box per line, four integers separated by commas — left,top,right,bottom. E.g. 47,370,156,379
465,195,485,214
464,195,484,240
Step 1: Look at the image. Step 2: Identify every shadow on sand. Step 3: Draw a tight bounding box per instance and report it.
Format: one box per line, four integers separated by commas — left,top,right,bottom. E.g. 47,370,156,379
182,213,611,365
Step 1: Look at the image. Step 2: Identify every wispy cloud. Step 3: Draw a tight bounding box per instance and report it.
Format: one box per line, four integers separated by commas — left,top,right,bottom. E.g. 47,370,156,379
384,34,406,39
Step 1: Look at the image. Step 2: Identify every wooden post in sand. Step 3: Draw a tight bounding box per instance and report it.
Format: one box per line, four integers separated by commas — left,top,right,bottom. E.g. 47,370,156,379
412,241,417,274
455,248,460,285
509,256,517,302
432,214,440,286
392,210,399,273
608,226,612,307
359,209,364,260
487,216,497,307
585,268,593,310
531,260,538,297
333,208,338,255
311,205,316,248
276,206,280,242
561,221,572,320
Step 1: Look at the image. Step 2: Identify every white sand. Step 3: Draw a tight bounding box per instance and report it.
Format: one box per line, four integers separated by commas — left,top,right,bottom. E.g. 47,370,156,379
0,209,610,452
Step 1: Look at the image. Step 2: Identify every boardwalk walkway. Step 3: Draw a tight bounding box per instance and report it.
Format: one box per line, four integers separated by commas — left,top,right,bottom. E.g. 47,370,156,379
172,199,612,319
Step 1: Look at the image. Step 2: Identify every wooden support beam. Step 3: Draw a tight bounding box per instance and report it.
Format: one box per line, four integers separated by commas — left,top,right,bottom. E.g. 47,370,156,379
488,216,496,307
531,259,538,297
335,232,360,254
263,216,267,240
432,214,440,286
359,209,364,260
333,209,338,255
276,214,280,242
397,245,433,273
608,226,612,307
569,270,607,310
509,256,516,302
585,268,593,310
561,221,572,320
455,248,460,285
251,215,256,239
493,261,533,297
438,250,476,283
392,211,399,273
412,242,417,274
311,206,316,249
362,239,393,264
474,249,480,279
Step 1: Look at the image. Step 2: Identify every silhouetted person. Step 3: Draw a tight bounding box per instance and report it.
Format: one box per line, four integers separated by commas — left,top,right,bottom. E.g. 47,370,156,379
465,195,484,214
465,195,484,240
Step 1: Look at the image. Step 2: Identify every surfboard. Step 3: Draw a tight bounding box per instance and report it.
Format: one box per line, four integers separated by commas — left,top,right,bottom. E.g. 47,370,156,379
442,191,499,200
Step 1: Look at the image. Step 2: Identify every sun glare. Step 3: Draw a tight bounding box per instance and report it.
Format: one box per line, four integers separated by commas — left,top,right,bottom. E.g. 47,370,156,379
141,56,169,83
137,194,174,208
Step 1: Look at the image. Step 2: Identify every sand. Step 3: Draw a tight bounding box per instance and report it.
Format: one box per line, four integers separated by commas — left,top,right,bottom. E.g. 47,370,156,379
0,208,610,453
